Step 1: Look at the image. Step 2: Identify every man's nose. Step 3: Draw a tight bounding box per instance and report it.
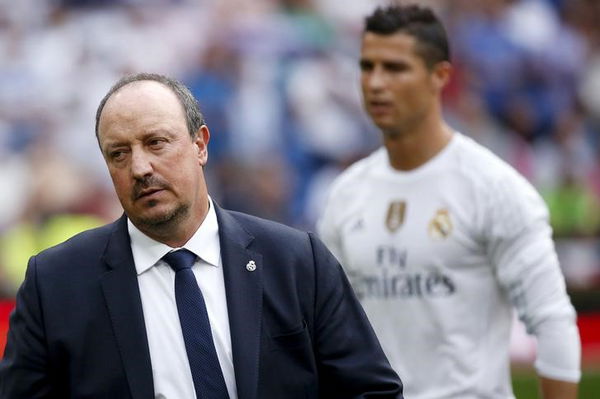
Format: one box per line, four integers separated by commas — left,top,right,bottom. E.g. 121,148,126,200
130,149,153,179
366,67,386,91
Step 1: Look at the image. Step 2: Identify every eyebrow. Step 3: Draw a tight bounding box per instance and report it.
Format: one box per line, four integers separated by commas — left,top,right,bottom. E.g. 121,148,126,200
359,58,408,67
102,142,127,158
103,129,177,150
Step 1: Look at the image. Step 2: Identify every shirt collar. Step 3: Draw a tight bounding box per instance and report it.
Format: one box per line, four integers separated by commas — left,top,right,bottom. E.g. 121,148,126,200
128,197,221,275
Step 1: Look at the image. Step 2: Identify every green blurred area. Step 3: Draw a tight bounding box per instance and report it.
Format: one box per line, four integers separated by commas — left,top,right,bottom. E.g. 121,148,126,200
512,368,600,398
0,214,105,296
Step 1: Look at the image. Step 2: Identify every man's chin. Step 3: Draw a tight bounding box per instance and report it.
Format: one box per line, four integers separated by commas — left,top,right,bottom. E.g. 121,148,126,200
129,204,188,230
136,214,175,228
371,118,397,133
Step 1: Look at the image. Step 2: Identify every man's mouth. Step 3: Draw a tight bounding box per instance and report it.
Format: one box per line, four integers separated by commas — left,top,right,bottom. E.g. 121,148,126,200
136,188,164,200
368,100,393,113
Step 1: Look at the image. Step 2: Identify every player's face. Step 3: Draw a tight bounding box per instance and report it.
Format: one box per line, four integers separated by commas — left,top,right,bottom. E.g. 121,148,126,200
360,32,439,136
98,81,209,231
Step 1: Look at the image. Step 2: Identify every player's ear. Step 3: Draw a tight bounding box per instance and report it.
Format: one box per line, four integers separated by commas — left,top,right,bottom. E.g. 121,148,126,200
432,61,452,91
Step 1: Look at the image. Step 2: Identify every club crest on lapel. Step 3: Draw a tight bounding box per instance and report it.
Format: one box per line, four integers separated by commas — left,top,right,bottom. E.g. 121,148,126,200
246,260,257,272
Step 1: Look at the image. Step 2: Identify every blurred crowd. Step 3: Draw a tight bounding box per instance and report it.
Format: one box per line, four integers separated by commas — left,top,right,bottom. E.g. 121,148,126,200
1,0,600,297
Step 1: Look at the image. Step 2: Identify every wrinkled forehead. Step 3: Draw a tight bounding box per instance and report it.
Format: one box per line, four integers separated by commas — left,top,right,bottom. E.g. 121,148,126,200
102,81,185,123
98,81,186,142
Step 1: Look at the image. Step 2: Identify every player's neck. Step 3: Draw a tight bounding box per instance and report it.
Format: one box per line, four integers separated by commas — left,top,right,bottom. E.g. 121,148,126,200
383,118,453,171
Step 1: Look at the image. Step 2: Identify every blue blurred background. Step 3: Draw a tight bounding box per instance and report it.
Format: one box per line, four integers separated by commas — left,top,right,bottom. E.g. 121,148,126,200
0,0,599,394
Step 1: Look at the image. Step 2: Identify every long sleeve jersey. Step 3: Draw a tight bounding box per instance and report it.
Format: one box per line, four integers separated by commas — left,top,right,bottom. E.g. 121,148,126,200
318,133,580,399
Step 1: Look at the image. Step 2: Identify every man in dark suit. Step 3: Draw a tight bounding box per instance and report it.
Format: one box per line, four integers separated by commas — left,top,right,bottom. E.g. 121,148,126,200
0,73,403,398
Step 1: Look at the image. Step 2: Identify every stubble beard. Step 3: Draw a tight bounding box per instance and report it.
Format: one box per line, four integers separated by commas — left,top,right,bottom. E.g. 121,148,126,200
131,202,190,236
127,175,190,233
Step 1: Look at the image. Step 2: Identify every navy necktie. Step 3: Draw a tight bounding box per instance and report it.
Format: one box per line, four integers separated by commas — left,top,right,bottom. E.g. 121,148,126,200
162,249,230,399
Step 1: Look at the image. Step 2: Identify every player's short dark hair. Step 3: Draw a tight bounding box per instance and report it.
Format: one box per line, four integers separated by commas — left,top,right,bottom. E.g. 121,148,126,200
95,72,205,142
364,4,450,68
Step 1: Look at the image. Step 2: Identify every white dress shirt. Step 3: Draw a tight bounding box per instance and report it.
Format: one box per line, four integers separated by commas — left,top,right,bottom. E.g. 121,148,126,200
128,199,238,399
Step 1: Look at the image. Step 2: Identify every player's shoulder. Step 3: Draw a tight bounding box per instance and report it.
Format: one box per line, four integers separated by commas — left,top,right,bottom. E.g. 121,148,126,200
453,133,543,208
453,133,528,186
327,147,386,196
453,133,508,172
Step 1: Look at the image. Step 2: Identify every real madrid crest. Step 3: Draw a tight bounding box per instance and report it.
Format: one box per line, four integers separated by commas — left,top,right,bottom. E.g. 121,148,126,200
385,200,406,233
246,260,257,271
428,208,453,239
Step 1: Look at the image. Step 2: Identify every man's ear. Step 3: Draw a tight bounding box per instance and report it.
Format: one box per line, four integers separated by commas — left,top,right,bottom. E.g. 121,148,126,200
432,61,452,91
194,125,210,166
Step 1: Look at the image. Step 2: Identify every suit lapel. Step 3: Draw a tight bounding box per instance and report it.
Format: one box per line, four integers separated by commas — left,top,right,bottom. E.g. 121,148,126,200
216,207,263,399
100,215,154,399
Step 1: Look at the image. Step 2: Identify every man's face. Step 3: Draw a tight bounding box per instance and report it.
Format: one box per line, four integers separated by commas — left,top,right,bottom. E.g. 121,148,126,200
97,81,209,230
360,32,439,136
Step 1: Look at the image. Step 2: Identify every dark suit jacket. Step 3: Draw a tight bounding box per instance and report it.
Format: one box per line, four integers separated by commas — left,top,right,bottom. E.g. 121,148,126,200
0,206,402,398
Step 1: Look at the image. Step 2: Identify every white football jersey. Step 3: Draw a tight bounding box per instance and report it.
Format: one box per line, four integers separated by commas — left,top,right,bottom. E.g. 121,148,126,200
318,133,580,399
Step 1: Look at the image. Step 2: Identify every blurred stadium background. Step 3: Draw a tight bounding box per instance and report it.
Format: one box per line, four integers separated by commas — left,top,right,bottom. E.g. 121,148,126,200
0,0,599,396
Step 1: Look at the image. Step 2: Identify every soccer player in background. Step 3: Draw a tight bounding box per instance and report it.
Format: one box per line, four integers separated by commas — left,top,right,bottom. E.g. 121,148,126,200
317,4,581,399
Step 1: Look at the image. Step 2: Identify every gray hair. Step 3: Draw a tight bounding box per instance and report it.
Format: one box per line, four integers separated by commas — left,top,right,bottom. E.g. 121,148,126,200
95,72,205,142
